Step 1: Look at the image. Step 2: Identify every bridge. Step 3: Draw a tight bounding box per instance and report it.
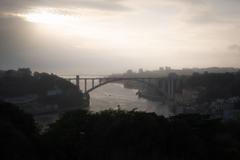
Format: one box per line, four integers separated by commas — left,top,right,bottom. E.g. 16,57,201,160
65,73,178,99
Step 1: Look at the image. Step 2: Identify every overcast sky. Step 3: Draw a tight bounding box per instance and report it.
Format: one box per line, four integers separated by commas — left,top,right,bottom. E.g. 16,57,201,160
0,0,240,75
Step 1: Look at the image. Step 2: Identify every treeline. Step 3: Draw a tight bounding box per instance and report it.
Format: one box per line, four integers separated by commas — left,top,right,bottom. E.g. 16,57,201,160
182,72,240,102
0,68,87,108
1,101,240,160
0,68,78,97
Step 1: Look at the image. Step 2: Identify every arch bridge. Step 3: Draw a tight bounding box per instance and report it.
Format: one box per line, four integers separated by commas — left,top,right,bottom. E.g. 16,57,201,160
66,75,178,98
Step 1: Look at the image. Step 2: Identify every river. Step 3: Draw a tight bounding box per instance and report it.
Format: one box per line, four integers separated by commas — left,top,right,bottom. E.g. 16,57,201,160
35,82,172,128
89,83,171,117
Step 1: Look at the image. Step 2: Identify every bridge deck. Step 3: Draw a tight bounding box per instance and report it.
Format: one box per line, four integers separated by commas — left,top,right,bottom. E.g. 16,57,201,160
62,75,175,98
66,77,163,81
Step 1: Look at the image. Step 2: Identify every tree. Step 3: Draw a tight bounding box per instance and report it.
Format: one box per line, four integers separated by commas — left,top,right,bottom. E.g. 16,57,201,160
0,101,39,160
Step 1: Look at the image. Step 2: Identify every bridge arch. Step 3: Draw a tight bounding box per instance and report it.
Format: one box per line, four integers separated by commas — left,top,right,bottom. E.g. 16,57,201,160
85,78,166,97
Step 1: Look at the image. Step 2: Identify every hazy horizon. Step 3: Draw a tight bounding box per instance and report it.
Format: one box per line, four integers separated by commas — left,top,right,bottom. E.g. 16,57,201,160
1,0,240,75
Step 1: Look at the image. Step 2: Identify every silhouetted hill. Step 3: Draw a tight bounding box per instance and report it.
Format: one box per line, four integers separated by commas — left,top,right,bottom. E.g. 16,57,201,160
0,68,78,97
0,68,88,115
182,72,240,102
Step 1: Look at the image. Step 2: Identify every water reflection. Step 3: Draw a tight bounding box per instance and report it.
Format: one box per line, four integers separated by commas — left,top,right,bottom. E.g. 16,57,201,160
90,83,171,117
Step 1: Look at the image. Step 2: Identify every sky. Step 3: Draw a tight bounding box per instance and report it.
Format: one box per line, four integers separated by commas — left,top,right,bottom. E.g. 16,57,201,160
0,0,240,75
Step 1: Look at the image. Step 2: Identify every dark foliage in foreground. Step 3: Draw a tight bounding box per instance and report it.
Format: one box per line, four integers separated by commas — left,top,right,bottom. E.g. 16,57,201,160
42,111,240,160
2,102,240,160
0,101,39,160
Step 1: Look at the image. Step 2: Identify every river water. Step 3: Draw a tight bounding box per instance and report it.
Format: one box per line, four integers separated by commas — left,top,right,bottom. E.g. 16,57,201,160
35,82,171,128
89,83,171,117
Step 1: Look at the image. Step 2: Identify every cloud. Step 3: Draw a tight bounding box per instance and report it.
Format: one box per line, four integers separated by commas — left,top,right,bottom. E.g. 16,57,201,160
0,0,130,14
153,0,240,27
1,0,240,72
0,16,33,69
229,44,240,53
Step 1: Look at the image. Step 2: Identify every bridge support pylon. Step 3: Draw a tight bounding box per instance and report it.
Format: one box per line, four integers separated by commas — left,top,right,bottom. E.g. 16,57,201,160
84,79,87,93
92,78,95,88
76,75,80,90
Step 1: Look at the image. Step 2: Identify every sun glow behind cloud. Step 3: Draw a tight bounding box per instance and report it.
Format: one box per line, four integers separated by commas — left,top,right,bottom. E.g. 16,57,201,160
21,9,102,38
19,8,135,52
22,9,74,26
25,12,65,25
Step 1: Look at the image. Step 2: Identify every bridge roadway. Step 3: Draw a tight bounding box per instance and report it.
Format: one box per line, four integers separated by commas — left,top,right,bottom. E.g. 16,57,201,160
66,77,163,81
64,75,177,98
